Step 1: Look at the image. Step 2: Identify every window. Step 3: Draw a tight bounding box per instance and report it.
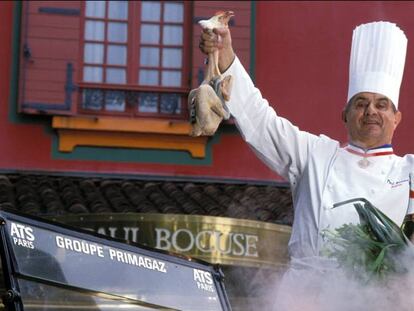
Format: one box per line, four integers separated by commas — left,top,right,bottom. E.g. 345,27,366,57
80,1,189,118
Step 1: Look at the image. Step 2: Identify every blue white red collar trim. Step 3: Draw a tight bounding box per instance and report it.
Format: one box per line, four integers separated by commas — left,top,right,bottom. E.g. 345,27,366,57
345,144,393,157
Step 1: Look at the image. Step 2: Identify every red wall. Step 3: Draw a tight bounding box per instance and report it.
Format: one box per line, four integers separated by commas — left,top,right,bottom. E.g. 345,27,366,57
3,2,414,183
255,1,414,156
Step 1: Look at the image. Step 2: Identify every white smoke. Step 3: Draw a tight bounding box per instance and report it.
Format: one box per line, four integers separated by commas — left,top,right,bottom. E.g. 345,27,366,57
258,247,414,311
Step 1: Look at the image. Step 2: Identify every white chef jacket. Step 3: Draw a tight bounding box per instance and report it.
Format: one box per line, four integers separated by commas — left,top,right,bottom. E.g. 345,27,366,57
224,56,414,263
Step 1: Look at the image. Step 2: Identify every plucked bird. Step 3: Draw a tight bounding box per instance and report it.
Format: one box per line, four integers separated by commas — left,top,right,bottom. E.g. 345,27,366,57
188,11,234,137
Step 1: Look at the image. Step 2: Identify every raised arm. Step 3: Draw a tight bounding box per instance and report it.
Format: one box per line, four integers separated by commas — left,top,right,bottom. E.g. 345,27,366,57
199,26,320,183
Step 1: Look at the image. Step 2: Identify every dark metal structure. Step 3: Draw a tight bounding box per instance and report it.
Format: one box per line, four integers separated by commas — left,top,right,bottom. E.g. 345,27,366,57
0,208,232,311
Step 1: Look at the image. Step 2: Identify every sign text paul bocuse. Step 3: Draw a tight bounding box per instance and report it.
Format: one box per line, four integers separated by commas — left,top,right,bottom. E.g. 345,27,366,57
51,214,292,268
95,226,259,258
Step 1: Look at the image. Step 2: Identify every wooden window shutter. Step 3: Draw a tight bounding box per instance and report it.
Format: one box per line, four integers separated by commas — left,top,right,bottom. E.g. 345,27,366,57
18,1,81,115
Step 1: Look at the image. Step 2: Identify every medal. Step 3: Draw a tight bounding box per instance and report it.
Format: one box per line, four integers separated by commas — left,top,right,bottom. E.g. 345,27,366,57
346,144,394,169
358,157,371,168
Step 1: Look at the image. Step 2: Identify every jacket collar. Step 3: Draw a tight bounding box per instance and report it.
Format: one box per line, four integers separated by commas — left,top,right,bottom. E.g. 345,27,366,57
345,143,393,156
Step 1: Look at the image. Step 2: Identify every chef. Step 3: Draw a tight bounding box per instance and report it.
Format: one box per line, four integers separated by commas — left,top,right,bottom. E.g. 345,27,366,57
200,20,414,309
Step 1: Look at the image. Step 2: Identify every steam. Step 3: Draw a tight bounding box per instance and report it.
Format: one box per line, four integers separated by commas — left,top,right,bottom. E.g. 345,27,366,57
258,248,414,311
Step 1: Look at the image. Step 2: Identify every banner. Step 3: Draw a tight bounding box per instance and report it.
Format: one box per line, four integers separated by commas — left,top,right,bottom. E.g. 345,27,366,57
3,212,229,310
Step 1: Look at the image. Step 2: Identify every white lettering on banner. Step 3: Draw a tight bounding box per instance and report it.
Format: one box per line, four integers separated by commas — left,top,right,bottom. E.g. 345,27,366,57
172,229,194,252
54,235,166,273
10,222,35,249
97,227,118,238
108,248,167,273
108,227,117,237
155,228,171,249
84,225,261,258
155,228,259,257
232,233,244,256
12,236,34,249
55,235,104,258
215,231,233,255
123,227,139,242
245,235,259,257
195,231,214,253
97,227,108,236
193,269,215,292
97,226,141,242
10,223,35,241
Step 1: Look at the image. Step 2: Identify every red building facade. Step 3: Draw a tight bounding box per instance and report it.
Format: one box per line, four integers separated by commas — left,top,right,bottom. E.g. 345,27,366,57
2,1,414,183
1,1,279,183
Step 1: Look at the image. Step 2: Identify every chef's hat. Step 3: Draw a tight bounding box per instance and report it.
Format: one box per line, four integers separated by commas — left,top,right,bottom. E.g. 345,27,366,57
347,21,408,108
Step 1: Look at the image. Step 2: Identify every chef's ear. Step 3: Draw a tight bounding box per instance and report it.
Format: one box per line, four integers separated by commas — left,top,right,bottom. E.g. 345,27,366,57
341,111,347,123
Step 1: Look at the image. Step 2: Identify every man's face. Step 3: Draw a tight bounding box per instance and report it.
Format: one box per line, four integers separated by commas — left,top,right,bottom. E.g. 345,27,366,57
343,92,402,148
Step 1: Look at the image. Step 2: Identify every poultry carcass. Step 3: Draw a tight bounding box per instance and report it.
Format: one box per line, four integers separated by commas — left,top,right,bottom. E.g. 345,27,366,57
188,11,234,137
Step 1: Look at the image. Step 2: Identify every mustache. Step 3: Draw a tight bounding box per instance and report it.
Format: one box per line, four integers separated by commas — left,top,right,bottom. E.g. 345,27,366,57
362,117,382,124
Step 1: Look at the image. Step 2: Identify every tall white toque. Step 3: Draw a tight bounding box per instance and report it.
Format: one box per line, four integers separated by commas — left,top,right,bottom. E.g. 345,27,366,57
347,21,408,109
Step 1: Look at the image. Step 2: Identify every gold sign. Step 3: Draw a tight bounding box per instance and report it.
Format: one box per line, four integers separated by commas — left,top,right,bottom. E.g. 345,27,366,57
50,213,291,269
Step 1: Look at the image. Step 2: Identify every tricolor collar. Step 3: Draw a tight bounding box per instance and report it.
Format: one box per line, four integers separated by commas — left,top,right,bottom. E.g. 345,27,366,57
345,143,393,157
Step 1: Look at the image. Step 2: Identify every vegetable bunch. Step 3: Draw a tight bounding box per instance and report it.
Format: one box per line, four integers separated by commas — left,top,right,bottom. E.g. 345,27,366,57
322,198,413,283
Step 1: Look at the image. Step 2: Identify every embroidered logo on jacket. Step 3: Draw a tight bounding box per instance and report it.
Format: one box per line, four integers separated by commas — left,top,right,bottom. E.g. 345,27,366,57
387,178,409,188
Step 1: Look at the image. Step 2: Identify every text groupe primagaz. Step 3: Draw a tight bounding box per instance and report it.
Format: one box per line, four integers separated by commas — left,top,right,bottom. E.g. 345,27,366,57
55,235,167,273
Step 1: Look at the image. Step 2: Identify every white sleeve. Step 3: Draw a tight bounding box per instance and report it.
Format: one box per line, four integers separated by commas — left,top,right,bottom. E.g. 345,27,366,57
223,57,319,184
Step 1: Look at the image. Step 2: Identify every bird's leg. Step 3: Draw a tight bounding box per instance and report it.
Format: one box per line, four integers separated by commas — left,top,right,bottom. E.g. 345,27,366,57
204,29,221,82
211,48,221,77
205,49,220,82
